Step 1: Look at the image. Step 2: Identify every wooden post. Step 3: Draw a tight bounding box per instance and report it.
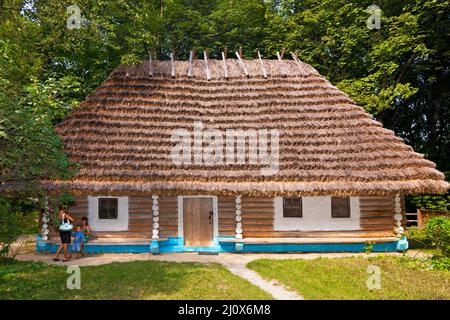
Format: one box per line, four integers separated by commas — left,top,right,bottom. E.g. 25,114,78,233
148,50,153,77
290,51,304,76
235,195,242,239
204,51,211,80
170,49,175,78
257,49,267,78
393,193,404,237
221,51,228,79
417,209,424,229
239,46,243,59
188,50,194,77
41,196,51,241
235,51,249,77
276,50,287,77
152,195,159,239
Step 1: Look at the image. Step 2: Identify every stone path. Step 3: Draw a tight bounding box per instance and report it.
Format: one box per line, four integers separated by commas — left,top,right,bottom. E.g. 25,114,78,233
16,251,407,300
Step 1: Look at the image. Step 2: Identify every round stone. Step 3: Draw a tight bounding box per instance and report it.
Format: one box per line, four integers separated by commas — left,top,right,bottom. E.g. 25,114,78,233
42,223,48,229
235,215,242,222
235,228,242,234
236,209,241,215
153,223,159,229
153,216,159,222
152,230,159,236
152,195,158,200
152,205,159,211
235,197,241,204
153,210,159,216
236,222,242,229
153,199,159,205
42,235,48,241
394,213,403,221
42,216,49,223
236,204,241,210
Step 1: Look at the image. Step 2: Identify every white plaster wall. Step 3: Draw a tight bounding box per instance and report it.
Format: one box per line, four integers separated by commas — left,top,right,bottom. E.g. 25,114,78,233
273,196,361,231
88,196,129,231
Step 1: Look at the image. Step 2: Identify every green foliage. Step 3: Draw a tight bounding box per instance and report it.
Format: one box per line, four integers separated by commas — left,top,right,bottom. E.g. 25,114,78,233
408,172,450,211
0,198,38,264
430,256,450,271
0,0,448,202
0,94,76,195
406,226,431,249
363,241,375,254
425,216,450,257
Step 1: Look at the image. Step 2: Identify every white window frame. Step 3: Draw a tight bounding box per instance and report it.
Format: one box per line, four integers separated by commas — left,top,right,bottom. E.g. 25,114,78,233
88,196,129,231
274,196,361,231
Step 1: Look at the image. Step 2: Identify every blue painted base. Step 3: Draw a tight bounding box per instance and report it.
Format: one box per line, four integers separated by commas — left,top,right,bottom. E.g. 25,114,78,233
35,236,402,254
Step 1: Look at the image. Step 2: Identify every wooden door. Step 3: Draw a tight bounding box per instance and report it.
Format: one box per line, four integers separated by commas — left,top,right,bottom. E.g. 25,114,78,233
183,198,213,247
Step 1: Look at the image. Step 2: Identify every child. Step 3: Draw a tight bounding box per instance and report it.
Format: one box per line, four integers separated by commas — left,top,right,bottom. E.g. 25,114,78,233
81,217,91,256
69,225,84,259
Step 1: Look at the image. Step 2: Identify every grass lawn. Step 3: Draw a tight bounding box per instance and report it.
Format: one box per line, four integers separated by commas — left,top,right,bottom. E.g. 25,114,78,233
248,256,450,300
0,260,272,300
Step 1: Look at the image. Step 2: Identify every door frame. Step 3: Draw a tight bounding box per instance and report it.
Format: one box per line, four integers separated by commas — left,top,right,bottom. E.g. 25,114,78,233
177,196,219,245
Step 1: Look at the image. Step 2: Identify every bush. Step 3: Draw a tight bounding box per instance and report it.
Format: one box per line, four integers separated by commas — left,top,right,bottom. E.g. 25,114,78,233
424,216,450,257
0,198,38,264
406,227,431,249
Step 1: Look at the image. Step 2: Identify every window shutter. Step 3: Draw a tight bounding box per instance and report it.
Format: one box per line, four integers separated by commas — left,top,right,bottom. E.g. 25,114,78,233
283,197,303,217
98,198,118,219
331,197,350,218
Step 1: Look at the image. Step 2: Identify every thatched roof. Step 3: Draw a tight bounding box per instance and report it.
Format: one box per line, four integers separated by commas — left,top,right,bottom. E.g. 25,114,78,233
46,58,448,196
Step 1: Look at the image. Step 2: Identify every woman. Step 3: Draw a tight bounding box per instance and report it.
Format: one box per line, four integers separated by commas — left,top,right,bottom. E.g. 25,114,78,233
52,209,74,262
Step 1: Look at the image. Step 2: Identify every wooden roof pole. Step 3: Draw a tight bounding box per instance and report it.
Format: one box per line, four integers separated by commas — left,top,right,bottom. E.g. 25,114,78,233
170,49,175,78
188,50,194,77
290,51,304,76
276,49,287,77
257,49,267,78
235,50,249,78
148,50,153,77
221,51,228,79
204,51,211,80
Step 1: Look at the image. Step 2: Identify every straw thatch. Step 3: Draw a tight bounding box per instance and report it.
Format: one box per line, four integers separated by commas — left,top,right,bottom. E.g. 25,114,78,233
46,58,448,196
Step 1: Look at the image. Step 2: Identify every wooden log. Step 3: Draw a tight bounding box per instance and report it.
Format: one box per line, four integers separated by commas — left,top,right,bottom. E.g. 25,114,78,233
235,51,249,77
221,51,228,78
257,50,267,78
203,51,211,80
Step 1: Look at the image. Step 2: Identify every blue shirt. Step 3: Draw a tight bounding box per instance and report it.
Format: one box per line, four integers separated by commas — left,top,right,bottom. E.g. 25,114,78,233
73,231,84,244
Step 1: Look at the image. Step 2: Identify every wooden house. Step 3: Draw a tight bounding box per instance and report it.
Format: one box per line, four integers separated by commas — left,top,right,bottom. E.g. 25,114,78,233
37,54,448,253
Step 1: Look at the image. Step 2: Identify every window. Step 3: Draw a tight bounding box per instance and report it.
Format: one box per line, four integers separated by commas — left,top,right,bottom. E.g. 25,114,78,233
331,197,350,218
98,198,118,219
283,197,302,217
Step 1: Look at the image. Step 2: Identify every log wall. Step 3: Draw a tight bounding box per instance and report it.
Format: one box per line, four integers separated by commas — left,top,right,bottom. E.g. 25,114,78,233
56,195,396,240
